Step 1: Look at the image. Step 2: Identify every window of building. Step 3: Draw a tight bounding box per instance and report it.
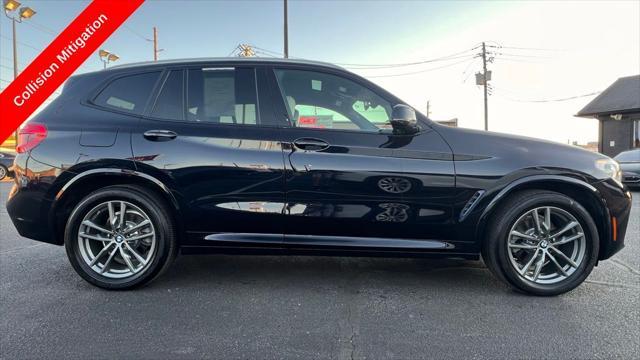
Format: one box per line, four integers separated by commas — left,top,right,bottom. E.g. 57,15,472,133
94,72,161,114
186,67,259,125
634,119,639,148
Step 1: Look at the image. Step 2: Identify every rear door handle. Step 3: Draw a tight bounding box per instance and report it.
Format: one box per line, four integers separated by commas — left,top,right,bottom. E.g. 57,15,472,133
292,138,329,151
143,130,177,142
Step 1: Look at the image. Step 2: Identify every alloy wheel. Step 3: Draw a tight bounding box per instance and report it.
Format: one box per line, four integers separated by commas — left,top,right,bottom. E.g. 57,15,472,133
507,206,587,285
77,200,157,279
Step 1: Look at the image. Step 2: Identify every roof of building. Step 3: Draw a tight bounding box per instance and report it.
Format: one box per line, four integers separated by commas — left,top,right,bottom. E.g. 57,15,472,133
577,75,640,117
108,57,344,71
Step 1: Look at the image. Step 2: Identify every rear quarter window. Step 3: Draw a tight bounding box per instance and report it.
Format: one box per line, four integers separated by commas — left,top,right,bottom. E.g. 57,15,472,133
93,72,161,114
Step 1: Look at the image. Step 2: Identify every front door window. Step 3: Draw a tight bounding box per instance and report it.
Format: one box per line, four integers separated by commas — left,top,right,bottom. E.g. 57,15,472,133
274,69,393,132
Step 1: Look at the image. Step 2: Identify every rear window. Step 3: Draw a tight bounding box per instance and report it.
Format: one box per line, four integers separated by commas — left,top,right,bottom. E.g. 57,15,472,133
94,72,161,114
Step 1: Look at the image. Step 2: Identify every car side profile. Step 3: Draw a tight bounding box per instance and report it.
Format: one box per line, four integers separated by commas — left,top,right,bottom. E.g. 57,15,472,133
6,58,632,295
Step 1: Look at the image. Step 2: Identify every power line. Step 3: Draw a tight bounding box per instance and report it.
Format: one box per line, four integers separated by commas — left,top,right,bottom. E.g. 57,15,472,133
365,57,475,78
122,24,152,42
494,90,602,103
333,46,480,68
490,45,566,52
0,34,41,52
22,20,57,36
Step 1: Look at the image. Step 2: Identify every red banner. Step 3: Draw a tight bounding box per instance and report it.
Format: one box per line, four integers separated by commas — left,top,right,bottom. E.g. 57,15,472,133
0,0,145,142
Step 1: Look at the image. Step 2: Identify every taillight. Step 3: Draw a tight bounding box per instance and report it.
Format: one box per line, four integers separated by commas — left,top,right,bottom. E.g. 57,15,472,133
16,123,47,153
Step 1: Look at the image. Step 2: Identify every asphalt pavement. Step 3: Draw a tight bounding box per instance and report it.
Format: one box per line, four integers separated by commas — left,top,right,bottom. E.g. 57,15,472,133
1,181,639,359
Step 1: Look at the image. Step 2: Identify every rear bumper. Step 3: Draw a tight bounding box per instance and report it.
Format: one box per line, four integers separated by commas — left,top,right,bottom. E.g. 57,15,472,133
6,171,58,245
591,179,632,260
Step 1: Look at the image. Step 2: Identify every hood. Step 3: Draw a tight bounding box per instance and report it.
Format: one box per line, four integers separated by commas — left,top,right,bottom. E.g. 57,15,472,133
431,123,610,182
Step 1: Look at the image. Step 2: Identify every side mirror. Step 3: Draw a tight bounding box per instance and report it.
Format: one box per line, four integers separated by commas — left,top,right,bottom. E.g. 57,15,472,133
390,104,420,135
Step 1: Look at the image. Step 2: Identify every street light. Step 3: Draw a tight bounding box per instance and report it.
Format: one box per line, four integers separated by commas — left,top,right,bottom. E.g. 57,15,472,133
98,49,119,69
4,0,36,150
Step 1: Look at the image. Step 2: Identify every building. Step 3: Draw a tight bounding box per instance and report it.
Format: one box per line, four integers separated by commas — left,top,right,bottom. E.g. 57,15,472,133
576,75,640,157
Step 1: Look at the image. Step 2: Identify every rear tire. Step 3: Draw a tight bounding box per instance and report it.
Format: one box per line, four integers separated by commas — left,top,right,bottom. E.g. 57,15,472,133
64,185,177,290
0,165,7,180
482,190,599,296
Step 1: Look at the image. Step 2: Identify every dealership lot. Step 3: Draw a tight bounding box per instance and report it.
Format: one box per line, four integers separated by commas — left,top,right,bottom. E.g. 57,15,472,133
1,181,638,359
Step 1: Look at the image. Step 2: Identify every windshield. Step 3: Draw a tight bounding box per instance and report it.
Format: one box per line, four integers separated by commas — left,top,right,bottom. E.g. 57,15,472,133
614,149,640,163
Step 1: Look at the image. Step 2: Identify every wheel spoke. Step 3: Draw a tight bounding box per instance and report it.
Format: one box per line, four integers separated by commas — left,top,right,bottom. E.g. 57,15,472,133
549,246,579,268
107,202,116,230
119,201,126,230
81,220,113,236
123,220,151,235
124,242,147,265
511,230,538,242
553,232,584,246
532,252,546,281
119,246,137,273
79,232,111,242
89,241,115,266
508,242,537,250
99,245,119,273
547,251,569,277
551,221,578,239
125,232,155,242
519,249,540,275
531,209,543,234
543,207,551,232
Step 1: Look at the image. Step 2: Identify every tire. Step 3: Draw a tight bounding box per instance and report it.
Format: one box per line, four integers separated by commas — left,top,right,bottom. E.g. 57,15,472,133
0,165,7,180
64,185,178,290
482,190,599,296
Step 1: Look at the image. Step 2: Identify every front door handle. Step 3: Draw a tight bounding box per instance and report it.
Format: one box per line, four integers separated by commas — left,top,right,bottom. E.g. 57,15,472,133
143,130,177,142
292,138,329,151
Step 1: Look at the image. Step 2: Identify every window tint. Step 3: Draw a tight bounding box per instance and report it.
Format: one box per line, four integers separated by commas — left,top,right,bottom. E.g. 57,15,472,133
186,67,259,125
94,72,160,114
275,69,392,132
151,70,184,120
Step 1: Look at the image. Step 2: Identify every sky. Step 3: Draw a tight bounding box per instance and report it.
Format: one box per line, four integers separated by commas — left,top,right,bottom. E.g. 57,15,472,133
1,0,639,144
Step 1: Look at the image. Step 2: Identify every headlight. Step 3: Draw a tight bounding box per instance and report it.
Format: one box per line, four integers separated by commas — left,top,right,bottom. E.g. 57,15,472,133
595,158,622,185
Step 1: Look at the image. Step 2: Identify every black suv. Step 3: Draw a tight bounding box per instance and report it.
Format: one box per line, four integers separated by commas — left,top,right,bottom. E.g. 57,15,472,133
6,58,632,295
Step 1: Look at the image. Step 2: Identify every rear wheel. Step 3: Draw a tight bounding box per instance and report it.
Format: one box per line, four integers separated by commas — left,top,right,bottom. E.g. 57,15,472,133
482,190,599,296
64,185,177,289
0,165,7,180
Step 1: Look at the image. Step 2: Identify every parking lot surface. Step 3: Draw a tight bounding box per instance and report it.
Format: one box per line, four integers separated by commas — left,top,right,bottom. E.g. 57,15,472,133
1,181,638,359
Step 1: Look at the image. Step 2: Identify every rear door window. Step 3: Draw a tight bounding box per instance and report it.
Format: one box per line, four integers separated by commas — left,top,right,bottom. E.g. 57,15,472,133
94,72,161,114
186,67,262,125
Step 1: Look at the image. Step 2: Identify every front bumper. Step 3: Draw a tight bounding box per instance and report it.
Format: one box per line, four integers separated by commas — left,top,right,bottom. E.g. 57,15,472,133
591,178,633,260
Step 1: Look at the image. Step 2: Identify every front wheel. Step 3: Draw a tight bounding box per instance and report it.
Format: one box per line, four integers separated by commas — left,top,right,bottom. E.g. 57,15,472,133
64,185,177,289
482,190,599,296
0,165,8,180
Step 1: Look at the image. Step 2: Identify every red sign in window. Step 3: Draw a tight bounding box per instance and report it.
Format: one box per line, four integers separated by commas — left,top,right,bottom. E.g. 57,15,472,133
298,116,318,126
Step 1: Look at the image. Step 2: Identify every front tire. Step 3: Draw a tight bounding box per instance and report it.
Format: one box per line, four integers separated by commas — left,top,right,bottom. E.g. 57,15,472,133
0,165,7,180
482,190,599,296
64,185,177,289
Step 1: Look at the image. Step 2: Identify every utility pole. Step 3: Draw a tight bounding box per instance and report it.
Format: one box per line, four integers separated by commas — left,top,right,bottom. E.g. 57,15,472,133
426,100,431,118
481,42,489,131
153,27,158,61
283,0,289,58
